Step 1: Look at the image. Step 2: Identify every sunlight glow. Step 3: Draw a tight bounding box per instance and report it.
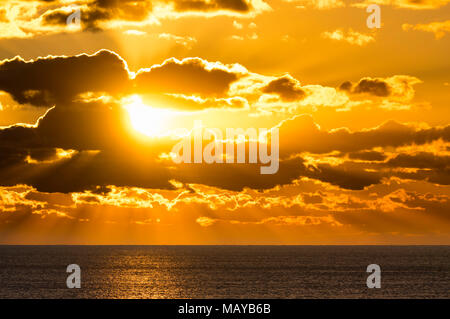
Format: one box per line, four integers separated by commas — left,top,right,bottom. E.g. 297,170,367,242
124,95,174,137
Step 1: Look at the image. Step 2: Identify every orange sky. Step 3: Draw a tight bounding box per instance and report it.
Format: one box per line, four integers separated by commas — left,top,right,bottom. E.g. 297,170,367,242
0,0,449,244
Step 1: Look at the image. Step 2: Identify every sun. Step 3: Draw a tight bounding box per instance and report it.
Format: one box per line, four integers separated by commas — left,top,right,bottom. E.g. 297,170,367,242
124,95,174,137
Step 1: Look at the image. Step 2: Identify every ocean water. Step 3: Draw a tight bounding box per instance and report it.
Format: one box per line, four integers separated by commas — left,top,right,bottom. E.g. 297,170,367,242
0,245,448,299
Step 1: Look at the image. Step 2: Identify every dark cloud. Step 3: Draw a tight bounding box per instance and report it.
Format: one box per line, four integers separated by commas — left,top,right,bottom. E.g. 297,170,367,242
173,157,304,191
0,51,244,110
0,102,303,192
348,150,387,161
135,58,240,96
15,150,173,193
41,0,259,31
262,75,306,101
338,75,421,100
2,106,448,192
0,50,130,106
0,102,384,192
352,78,390,97
0,146,28,168
0,104,174,192
0,125,42,168
168,156,381,191
278,115,450,156
387,152,450,170
334,152,450,187
43,0,153,31
338,81,352,92
34,101,133,150
0,51,447,194
27,147,59,162
302,193,323,204
391,168,450,186
173,0,251,12
309,162,381,190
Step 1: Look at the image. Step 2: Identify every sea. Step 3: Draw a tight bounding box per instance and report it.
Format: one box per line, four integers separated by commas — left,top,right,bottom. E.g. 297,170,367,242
0,245,448,299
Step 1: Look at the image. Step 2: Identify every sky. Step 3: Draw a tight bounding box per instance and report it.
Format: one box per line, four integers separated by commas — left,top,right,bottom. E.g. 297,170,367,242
0,0,449,244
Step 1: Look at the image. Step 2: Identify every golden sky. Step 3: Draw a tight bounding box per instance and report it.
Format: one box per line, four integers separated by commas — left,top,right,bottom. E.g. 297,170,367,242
0,0,449,244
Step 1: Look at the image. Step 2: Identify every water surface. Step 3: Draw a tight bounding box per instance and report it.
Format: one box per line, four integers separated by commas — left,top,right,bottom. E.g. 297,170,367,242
0,245,448,298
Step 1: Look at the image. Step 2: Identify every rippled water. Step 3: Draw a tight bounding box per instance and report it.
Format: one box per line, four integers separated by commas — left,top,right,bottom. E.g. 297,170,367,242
0,246,448,298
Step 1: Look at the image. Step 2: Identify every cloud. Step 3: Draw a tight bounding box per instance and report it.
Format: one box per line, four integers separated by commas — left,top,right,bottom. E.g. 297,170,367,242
339,75,422,101
0,3,448,245
230,35,245,40
231,72,423,114
233,20,243,29
196,216,216,227
173,0,251,12
340,78,390,97
0,0,271,38
322,29,375,46
228,215,343,226
2,100,449,193
158,33,197,48
307,162,382,190
123,29,147,35
277,114,450,156
2,176,449,244
348,150,387,161
42,0,154,31
403,20,450,39
0,50,448,194
0,50,131,106
261,75,307,101
135,57,244,97
0,51,249,111
387,152,450,170
147,94,248,110
0,48,403,116
354,0,450,9
285,0,345,9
